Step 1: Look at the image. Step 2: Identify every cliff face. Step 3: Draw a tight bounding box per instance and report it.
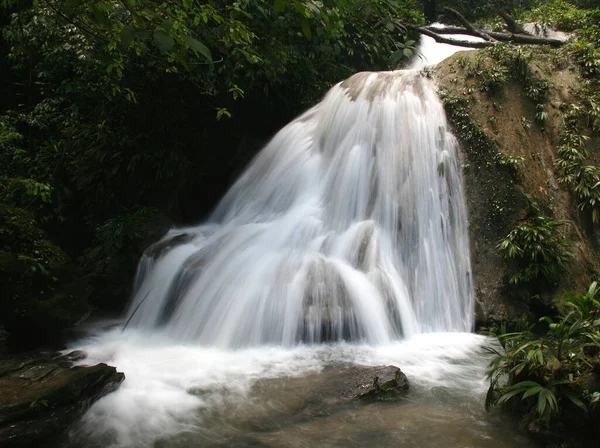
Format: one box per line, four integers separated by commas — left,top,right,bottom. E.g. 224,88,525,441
433,46,600,324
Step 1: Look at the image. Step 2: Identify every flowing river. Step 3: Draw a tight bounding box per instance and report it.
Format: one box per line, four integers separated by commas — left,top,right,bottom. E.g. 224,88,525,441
63,33,534,447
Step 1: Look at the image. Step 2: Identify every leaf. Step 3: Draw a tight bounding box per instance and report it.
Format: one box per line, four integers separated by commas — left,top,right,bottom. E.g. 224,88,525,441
522,386,543,399
497,388,526,405
216,108,231,121
538,388,558,417
182,35,212,62
563,391,588,412
390,50,404,64
299,18,312,40
154,30,175,54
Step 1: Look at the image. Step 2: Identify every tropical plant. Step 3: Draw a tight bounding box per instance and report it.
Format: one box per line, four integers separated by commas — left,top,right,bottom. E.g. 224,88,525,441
486,282,600,433
496,200,572,285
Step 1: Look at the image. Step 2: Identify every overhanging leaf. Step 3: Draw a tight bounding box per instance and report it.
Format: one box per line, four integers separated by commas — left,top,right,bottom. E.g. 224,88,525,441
183,35,212,62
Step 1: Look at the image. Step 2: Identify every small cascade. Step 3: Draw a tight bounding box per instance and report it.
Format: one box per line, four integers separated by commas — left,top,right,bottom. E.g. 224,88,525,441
125,69,473,347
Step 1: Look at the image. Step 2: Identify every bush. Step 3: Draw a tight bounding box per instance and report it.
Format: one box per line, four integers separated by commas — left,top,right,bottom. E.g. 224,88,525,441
497,200,572,285
0,205,89,350
485,282,600,443
81,208,170,309
524,1,591,31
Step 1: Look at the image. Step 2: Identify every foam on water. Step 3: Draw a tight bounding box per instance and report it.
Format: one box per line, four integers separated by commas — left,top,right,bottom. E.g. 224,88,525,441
67,330,491,447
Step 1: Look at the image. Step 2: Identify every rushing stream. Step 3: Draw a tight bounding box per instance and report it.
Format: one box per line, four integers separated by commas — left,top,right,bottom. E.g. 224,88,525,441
64,33,534,447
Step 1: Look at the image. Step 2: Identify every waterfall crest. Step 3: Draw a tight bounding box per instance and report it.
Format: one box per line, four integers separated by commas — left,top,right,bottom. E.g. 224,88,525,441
125,70,473,347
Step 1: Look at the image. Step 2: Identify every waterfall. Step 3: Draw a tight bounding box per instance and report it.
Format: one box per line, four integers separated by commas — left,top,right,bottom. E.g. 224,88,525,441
125,69,473,347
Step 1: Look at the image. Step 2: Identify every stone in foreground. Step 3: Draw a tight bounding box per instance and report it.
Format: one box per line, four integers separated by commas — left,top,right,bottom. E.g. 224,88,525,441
0,352,124,448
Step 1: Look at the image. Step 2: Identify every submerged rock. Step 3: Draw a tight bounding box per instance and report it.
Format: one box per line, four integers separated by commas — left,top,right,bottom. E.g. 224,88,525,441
239,364,410,431
0,352,124,448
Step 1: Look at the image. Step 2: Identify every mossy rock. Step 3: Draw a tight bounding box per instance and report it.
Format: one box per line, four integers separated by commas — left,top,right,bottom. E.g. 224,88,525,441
434,47,600,325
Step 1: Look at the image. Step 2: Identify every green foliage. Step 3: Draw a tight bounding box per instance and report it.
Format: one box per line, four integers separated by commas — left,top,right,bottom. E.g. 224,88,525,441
488,45,551,103
523,1,593,31
554,99,600,222
458,45,552,108
0,204,89,350
436,0,541,22
0,0,424,328
81,208,168,307
486,282,600,434
495,153,525,178
497,199,572,285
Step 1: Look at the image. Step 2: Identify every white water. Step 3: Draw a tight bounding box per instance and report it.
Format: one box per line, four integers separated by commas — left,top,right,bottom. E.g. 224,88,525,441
62,37,530,447
410,23,482,69
125,68,472,346
67,330,506,447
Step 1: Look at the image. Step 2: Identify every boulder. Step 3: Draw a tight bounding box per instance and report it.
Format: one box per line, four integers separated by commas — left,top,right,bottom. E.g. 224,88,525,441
0,352,124,447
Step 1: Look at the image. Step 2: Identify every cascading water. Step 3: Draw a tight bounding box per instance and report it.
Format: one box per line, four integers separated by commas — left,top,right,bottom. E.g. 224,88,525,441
64,35,535,448
125,69,473,347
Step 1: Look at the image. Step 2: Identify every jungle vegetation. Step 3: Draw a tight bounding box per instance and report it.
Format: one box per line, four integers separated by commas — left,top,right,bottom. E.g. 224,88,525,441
1,0,600,445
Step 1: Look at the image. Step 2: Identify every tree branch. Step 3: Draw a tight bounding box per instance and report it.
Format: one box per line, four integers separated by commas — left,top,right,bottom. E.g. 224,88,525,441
422,26,564,47
407,26,494,49
499,10,530,35
443,7,497,42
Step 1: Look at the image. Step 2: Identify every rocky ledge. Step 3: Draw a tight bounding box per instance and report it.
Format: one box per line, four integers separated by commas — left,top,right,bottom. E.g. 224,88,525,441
0,351,124,448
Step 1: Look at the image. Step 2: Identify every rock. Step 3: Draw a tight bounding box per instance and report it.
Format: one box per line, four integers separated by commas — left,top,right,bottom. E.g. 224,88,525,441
0,351,124,448
434,49,600,324
216,363,411,436
352,365,409,401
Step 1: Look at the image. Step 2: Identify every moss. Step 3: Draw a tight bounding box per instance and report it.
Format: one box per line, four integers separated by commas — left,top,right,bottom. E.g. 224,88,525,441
437,46,600,324
442,93,525,240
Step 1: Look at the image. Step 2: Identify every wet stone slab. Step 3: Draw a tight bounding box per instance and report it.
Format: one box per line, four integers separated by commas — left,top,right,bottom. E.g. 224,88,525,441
0,351,124,448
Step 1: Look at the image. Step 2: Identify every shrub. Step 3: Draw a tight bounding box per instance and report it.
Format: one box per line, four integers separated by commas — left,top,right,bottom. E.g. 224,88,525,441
0,205,89,350
485,282,600,441
497,200,572,285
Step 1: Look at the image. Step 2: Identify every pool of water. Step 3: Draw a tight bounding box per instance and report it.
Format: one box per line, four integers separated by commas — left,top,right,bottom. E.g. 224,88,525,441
61,328,533,447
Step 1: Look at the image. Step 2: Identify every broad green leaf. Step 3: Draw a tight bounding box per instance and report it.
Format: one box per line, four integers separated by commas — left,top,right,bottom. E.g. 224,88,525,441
182,35,212,62
563,391,588,412
390,50,405,64
154,30,175,54
299,18,312,40
522,386,543,399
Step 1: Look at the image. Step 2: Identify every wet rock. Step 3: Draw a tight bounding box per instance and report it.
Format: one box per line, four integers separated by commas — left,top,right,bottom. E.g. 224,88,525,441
0,351,124,448
144,232,194,260
353,365,409,401
242,364,410,431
